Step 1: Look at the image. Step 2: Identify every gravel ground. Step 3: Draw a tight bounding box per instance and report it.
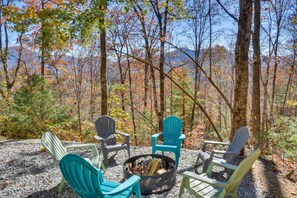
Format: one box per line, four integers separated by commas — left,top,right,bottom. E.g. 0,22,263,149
0,139,266,198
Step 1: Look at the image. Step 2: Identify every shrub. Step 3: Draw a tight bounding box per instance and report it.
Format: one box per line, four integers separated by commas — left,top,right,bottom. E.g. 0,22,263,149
3,75,74,139
267,116,297,160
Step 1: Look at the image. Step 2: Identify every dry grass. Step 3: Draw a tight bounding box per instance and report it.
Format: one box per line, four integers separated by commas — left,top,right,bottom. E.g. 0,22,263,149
0,135,6,140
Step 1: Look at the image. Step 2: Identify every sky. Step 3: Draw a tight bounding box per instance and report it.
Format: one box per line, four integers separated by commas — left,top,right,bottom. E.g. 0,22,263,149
5,1,238,52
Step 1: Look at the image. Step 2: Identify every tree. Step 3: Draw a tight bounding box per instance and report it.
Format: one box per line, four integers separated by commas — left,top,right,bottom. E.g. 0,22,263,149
251,0,261,143
99,0,108,115
3,75,72,139
0,1,25,99
268,0,290,123
231,0,252,137
183,0,209,130
150,0,169,131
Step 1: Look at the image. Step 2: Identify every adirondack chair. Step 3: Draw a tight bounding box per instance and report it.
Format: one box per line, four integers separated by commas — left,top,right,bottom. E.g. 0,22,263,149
41,132,105,192
94,116,130,164
59,154,141,198
179,150,261,198
152,116,185,166
196,126,249,173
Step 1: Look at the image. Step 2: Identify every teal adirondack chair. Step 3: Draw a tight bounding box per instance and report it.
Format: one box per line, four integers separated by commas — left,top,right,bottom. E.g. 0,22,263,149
152,116,185,166
59,154,141,198
41,132,105,192
179,150,261,198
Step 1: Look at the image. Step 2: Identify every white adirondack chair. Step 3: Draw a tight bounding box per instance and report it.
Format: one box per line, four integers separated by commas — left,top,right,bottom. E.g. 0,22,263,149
41,132,105,192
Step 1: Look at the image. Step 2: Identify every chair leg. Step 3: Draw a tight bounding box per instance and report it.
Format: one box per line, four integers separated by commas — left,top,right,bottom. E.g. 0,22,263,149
175,152,180,167
178,175,188,198
230,188,238,198
195,152,202,167
100,157,106,173
127,146,130,158
126,136,131,158
195,153,202,173
103,151,108,165
152,147,156,154
134,183,142,198
202,159,210,173
58,177,66,192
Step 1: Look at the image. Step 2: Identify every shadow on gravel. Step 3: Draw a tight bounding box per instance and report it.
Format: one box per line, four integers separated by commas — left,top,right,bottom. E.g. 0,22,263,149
23,151,42,156
26,186,58,198
0,140,21,145
5,157,55,180
259,157,284,197
176,165,197,174
27,186,78,198
104,153,122,168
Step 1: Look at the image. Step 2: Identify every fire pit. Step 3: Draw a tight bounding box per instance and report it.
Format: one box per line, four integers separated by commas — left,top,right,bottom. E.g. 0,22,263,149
123,154,176,195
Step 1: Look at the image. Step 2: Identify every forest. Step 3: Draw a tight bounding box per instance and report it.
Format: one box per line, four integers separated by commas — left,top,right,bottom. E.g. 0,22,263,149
0,0,296,164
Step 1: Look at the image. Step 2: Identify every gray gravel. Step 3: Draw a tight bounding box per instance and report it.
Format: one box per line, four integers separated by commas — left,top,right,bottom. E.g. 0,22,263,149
0,139,266,198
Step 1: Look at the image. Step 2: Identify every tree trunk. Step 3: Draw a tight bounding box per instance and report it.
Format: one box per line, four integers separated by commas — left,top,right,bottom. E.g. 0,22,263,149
99,1,108,115
170,70,173,115
154,0,168,132
190,50,201,131
231,0,252,139
41,0,45,76
251,0,261,144
282,57,296,115
182,72,186,133
144,61,149,109
0,0,21,98
89,55,96,120
117,55,126,112
127,55,137,145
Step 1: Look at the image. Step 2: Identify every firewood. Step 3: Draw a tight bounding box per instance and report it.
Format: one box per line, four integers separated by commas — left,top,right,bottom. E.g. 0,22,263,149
143,159,162,187
157,168,167,174
144,159,161,176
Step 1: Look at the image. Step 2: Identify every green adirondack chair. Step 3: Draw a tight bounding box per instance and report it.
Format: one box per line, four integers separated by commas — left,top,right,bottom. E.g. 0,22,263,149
179,150,261,198
41,131,105,192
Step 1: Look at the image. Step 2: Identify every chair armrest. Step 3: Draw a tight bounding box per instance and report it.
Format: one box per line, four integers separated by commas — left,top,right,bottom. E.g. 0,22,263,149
152,133,162,138
116,131,130,145
212,150,240,155
183,171,226,187
66,143,99,157
152,133,162,146
179,134,186,140
206,160,237,177
94,135,104,141
201,140,229,151
104,175,140,196
204,140,230,145
116,131,130,137
209,150,240,161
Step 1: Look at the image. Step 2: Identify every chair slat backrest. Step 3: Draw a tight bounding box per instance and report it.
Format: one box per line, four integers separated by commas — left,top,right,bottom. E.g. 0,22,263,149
163,116,183,145
223,126,249,161
59,154,104,197
41,132,67,163
94,116,116,145
224,150,261,196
